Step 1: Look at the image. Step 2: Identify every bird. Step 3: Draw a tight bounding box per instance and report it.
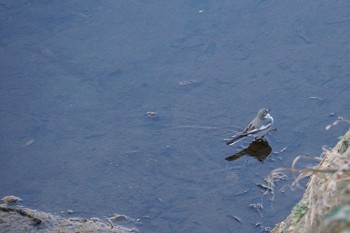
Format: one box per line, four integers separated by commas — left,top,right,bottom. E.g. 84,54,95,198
226,108,274,146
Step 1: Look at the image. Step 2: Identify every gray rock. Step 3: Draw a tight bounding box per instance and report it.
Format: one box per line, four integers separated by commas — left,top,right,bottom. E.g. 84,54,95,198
0,204,135,233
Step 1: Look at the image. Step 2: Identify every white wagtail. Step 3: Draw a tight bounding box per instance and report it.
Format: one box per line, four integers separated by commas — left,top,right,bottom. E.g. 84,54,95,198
226,108,274,146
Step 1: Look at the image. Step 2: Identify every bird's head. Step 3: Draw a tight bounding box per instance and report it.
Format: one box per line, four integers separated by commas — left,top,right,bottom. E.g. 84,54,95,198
257,108,270,119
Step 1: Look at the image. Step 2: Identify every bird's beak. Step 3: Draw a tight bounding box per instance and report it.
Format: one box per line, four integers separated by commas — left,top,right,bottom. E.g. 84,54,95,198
267,109,271,112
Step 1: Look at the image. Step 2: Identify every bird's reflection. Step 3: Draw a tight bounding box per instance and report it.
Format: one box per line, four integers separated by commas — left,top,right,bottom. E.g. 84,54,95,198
225,139,272,162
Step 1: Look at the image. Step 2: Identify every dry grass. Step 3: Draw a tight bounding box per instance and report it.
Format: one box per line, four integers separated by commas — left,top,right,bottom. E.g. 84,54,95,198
269,117,350,233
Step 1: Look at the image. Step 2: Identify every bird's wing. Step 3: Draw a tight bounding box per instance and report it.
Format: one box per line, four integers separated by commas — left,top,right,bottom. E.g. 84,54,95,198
226,122,272,146
245,121,272,134
243,123,255,133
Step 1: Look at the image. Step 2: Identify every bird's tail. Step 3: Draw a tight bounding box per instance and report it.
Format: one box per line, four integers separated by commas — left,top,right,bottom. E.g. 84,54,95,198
226,134,247,146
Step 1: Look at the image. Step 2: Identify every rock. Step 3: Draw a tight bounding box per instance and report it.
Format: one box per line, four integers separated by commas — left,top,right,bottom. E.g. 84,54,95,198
1,196,23,204
90,217,100,222
0,204,135,233
110,213,128,221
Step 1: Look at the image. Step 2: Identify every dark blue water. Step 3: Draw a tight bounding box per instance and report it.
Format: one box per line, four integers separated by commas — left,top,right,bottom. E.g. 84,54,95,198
1,1,349,232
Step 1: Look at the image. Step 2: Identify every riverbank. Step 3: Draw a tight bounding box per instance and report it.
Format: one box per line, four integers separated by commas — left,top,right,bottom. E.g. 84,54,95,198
0,202,136,233
272,128,350,233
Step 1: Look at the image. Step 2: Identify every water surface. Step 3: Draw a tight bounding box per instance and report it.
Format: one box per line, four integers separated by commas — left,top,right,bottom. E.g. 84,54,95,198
1,1,349,232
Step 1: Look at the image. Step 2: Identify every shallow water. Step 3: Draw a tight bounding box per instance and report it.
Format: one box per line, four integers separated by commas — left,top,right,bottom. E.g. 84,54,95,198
1,1,349,232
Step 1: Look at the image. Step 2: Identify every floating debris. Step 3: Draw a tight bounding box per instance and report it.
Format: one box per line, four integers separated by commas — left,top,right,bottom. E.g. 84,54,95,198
325,124,333,130
146,112,158,119
256,183,273,192
273,147,287,154
178,79,201,86
260,226,271,232
24,139,35,147
249,203,263,210
233,189,250,197
249,202,264,217
231,215,242,223
1,195,23,204
309,96,322,100
280,147,287,153
326,117,350,130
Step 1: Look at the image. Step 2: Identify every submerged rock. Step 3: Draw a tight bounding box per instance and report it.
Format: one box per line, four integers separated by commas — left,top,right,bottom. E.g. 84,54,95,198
146,111,158,119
